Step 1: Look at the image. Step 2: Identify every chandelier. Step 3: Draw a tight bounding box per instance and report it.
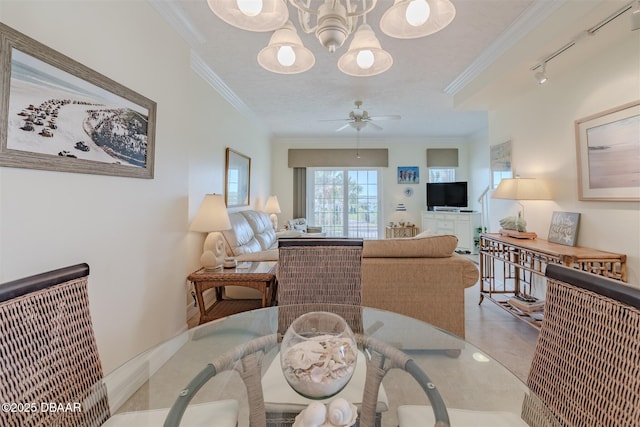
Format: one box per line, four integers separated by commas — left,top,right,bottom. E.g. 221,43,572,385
207,0,456,76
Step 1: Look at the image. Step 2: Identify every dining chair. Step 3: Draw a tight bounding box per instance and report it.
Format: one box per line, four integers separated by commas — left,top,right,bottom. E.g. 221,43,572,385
0,264,239,427
163,332,450,427
0,263,110,427
264,238,392,426
397,263,640,427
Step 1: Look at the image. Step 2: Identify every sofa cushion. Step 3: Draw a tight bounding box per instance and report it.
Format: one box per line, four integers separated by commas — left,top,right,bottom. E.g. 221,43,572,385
222,212,263,257
241,210,277,250
362,235,457,258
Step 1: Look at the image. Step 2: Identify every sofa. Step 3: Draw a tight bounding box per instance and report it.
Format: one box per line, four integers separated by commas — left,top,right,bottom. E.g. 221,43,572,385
222,210,279,262
220,210,479,337
361,234,478,338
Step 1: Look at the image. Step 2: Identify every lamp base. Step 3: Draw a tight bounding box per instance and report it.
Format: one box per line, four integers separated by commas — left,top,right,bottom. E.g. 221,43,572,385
200,231,226,269
499,229,538,239
269,213,278,231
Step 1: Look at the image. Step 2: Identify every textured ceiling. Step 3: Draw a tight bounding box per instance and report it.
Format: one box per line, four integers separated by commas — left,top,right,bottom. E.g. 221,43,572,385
151,0,636,140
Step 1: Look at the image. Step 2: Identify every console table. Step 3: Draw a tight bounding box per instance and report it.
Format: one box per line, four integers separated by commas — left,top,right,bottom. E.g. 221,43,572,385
479,233,626,328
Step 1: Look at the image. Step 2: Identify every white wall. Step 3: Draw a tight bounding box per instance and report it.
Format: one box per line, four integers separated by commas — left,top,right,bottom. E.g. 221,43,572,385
0,1,271,373
487,34,640,285
271,137,478,233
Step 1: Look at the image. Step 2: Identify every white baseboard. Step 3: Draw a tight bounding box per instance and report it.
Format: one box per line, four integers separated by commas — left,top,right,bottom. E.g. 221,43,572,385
104,328,188,414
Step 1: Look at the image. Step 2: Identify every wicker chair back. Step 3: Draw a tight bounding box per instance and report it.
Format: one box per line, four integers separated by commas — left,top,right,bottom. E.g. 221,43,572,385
523,264,640,427
0,263,110,427
276,238,364,335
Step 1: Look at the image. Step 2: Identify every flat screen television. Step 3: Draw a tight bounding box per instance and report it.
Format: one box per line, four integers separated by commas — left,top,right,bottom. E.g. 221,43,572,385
426,182,468,210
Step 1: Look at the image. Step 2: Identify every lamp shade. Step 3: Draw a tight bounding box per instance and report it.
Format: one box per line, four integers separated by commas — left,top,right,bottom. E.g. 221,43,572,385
207,0,289,32
257,21,315,74
264,195,281,214
492,178,552,200
190,194,232,232
337,24,393,77
380,0,456,39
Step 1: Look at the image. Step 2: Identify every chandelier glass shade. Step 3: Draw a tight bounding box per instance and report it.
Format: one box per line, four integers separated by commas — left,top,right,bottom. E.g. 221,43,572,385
209,0,456,75
257,21,315,74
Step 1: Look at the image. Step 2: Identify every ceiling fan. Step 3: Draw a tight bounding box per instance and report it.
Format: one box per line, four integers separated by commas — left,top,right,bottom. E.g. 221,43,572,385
320,100,401,132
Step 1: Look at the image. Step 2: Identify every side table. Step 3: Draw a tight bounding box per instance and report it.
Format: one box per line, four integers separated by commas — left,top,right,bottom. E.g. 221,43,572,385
188,261,277,325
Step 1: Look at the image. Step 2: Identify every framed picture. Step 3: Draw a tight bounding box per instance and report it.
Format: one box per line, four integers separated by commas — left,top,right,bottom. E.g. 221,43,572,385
490,140,513,189
575,101,640,201
547,211,581,246
0,23,156,179
225,148,250,207
398,166,419,184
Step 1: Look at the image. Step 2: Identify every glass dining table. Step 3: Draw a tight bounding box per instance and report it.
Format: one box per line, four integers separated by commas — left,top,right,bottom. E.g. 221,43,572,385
101,305,532,426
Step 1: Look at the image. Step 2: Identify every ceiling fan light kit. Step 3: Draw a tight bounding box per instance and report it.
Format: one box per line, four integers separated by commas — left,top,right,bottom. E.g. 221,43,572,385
209,0,456,76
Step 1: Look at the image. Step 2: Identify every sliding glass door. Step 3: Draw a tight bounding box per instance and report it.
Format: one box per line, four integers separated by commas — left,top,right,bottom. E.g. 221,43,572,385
307,168,381,238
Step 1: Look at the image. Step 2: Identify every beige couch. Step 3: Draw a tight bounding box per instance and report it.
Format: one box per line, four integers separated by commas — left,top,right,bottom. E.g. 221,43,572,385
221,212,478,338
361,235,478,338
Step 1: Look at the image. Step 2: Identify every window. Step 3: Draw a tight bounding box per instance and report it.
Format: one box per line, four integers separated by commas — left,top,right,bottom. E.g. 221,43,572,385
428,167,456,183
307,168,381,238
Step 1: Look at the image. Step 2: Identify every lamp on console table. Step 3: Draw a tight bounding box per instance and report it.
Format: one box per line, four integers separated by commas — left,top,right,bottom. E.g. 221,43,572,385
492,177,551,239
263,195,281,230
190,194,232,270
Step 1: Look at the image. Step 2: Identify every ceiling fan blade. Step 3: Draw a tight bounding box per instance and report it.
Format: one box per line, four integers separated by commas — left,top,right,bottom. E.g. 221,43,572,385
319,118,351,122
368,122,384,131
368,115,401,121
335,123,352,132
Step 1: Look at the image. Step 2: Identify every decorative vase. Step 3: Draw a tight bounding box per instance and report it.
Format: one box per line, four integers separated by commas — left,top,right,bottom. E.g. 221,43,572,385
280,311,357,399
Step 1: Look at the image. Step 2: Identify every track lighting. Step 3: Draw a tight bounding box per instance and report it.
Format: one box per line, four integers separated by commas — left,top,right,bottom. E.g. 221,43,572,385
534,62,548,85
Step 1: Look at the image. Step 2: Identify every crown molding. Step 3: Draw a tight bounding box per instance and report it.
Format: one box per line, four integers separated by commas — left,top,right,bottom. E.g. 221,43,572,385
190,52,260,123
148,0,206,46
444,0,566,96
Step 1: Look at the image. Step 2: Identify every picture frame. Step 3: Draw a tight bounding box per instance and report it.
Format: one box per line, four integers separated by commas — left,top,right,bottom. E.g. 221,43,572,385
490,140,513,189
547,211,581,246
225,148,251,207
398,166,419,184
0,23,156,179
575,101,640,201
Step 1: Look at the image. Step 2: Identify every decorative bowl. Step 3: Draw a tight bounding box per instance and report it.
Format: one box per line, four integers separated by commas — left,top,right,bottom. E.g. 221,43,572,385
280,311,357,399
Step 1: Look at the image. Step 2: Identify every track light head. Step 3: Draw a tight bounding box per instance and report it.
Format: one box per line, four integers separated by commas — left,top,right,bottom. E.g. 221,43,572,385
534,63,548,85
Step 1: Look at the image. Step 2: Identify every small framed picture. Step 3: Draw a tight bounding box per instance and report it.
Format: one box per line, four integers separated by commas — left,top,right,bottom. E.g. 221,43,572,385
547,211,581,246
398,166,419,184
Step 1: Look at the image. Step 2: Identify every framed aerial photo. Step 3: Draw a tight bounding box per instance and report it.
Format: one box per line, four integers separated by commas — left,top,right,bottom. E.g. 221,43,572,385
0,22,156,179
490,140,513,189
575,101,640,201
225,148,251,207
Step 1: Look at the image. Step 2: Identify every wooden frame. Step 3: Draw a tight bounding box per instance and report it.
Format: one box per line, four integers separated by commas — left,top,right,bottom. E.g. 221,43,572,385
0,22,156,179
575,101,640,201
225,148,250,207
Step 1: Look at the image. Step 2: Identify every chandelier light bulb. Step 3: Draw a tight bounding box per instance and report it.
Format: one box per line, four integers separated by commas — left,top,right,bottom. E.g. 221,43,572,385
356,50,375,69
277,45,296,66
406,0,430,27
236,0,263,17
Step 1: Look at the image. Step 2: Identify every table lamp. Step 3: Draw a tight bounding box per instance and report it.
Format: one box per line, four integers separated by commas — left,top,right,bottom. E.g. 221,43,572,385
492,177,551,233
190,194,232,270
263,195,281,230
